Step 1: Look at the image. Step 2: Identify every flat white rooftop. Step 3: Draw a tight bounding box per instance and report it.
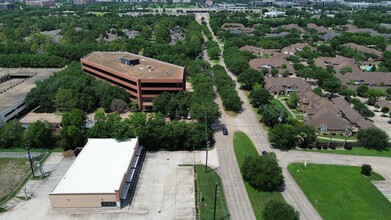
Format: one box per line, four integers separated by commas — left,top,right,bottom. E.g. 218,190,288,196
51,138,138,194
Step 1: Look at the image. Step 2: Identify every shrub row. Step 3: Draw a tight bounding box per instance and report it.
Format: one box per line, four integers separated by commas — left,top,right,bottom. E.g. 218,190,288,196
213,65,243,112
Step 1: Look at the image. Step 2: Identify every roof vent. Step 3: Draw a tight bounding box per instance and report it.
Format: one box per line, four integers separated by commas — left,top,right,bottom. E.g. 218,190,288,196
120,57,140,66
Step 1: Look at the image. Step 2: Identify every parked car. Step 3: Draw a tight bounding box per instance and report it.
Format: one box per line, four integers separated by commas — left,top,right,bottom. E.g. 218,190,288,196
222,127,228,135
262,151,268,156
187,113,192,120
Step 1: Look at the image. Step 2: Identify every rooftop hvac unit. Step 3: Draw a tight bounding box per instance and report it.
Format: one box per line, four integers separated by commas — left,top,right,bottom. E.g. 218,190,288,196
120,57,140,66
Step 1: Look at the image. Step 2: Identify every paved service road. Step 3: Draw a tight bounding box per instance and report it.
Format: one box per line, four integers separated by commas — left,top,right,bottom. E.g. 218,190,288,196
203,17,322,220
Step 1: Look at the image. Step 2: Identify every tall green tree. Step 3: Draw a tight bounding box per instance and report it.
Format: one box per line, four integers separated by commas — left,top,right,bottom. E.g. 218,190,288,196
241,154,284,192
357,127,389,150
263,200,300,220
61,108,87,150
287,92,299,109
237,69,264,90
0,120,24,148
250,85,273,108
23,120,54,149
268,124,297,150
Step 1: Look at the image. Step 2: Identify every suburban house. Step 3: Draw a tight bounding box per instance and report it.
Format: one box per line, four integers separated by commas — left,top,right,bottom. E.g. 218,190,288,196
249,57,295,75
264,77,311,95
20,113,62,130
265,32,290,38
337,71,391,87
315,56,362,73
281,43,315,56
330,96,373,130
342,43,383,59
307,23,332,33
271,24,306,33
239,46,278,57
337,24,380,36
376,99,391,109
298,90,373,132
221,23,255,35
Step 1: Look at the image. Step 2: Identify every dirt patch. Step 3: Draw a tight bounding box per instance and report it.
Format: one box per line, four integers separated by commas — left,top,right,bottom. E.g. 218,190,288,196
62,150,74,158
186,82,194,92
0,158,29,199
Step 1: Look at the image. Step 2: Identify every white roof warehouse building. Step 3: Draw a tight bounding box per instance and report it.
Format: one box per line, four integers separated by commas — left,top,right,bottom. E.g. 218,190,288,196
50,138,143,208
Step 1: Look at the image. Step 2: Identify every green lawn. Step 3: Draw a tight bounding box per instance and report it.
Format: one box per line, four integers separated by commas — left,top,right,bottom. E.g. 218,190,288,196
0,147,63,152
290,109,301,114
233,132,285,219
318,134,357,141
288,163,391,220
302,147,391,157
196,165,229,220
271,99,294,120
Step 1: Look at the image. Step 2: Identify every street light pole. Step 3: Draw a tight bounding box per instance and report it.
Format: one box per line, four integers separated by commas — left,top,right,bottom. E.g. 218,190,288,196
26,146,35,178
213,182,218,220
205,111,209,173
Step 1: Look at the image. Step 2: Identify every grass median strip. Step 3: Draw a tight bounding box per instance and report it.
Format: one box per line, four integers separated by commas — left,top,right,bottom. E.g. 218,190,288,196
196,165,229,220
301,147,391,157
233,131,285,219
288,163,391,220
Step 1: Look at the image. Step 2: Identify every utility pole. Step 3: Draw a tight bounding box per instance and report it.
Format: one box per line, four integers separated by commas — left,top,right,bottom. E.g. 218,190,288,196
205,111,209,173
26,145,35,178
213,182,219,220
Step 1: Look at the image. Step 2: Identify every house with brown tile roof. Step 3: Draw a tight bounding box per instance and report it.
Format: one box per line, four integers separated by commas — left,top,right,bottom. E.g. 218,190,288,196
307,23,332,33
331,96,373,129
376,99,391,109
337,72,391,87
249,57,294,75
342,43,383,58
264,76,311,95
239,46,278,57
298,90,373,132
272,24,306,33
307,108,350,132
282,43,316,56
337,24,380,36
315,56,362,73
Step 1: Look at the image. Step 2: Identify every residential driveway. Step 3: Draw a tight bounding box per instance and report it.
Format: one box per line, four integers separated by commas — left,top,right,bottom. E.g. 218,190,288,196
0,151,218,220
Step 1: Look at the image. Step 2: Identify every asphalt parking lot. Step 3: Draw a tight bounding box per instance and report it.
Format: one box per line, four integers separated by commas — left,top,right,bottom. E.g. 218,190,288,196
0,151,200,220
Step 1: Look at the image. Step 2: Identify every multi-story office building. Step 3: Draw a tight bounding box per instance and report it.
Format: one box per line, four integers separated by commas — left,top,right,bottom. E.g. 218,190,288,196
81,52,186,110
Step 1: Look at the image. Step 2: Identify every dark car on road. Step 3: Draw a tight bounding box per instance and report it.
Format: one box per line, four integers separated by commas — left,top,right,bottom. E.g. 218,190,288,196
262,151,268,156
222,127,228,135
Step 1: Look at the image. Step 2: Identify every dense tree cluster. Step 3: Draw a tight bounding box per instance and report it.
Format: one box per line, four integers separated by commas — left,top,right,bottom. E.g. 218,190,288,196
152,91,192,117
237,69,264,90
213,65,243,112
296,66,341,95
263,200,300,220
241,154,284,192
26,63,130,113
206,41,221,60
0,119,55,149
357,127,389,150
223,45,250,75
87,111,212,151
268,123,316,150
250,84,273,108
